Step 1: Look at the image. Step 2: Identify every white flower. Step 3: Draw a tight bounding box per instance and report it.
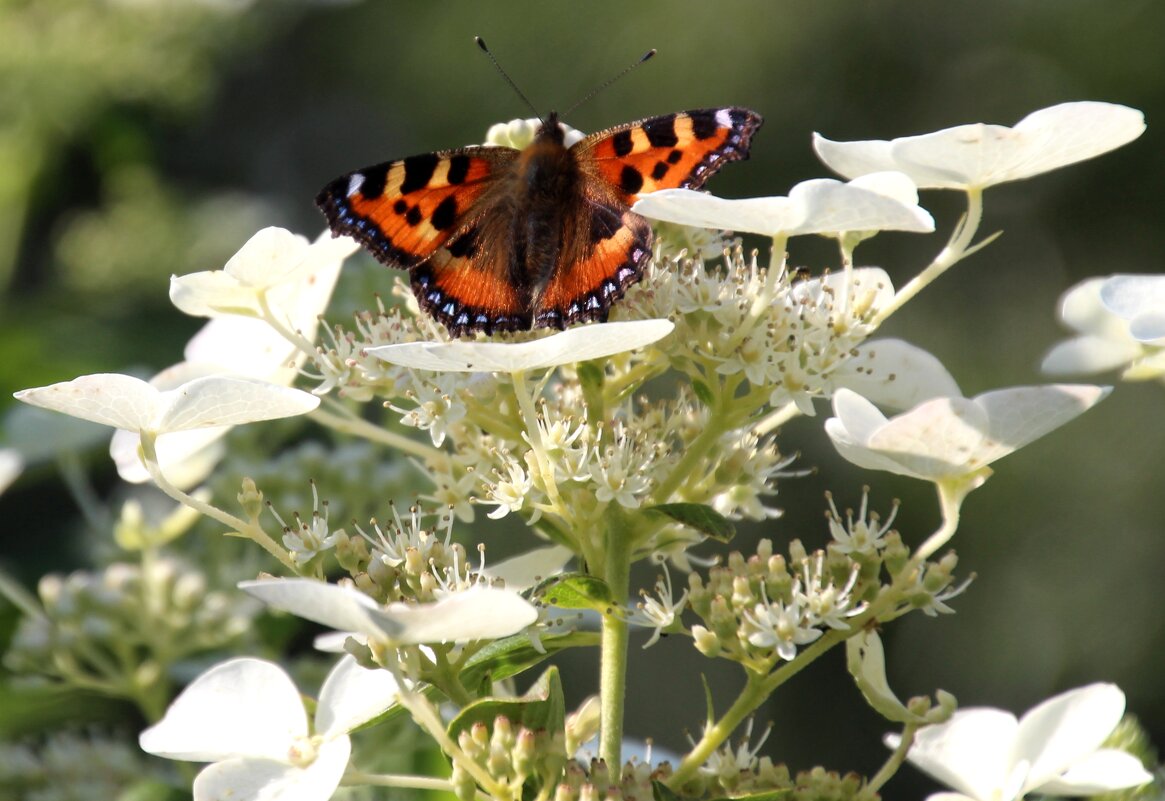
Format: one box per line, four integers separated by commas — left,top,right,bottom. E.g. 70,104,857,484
1043,275,1165,380
485,117,585,149
368,319,674,372
824,385,1109,483
170,227,356,324
888,683,1152,801
628,565,689,649
139,655,399,801
238,578,538,646
740,593,822,662
14,373,319,437
814,102,1145,190
632,172,934,237
484,457,534,521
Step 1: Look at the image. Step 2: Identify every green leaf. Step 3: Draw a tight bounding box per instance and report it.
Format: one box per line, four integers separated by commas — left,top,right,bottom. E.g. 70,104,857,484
447,666,565,739
576,360,605,388
646,503,736,542
531,573,613,611
653,781,683,801
691,379,715,407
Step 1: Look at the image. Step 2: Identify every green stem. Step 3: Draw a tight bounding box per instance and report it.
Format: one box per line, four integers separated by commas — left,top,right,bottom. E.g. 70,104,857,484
139,434,298,573
864,721,919,796
311,403,442,461
872,188,984,326
598,506,634,768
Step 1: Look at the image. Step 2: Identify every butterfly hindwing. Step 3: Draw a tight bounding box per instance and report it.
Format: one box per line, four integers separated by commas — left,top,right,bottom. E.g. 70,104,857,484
316,146,517,267
578,107,763,202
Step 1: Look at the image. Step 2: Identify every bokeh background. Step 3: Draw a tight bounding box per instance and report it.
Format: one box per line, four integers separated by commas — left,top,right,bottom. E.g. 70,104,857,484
2,1,1163,798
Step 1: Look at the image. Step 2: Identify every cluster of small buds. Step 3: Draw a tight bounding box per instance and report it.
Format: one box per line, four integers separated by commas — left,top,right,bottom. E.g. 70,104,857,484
0,729,171,801
5,558,257,692
309,295,427,401
553,757,671,801
451,715,569,801
339,502,470,604
686,537,865,668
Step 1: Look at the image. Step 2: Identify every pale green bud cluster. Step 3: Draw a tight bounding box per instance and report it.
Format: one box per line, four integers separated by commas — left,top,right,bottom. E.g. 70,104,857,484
552,757,667,801
451,715,568,801
5,558,258,693
0,730,170,801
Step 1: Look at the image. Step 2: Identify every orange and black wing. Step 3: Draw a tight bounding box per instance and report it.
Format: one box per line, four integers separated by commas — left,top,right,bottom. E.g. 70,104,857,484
576,107,763,203
318,146,531,335
533,108,762,328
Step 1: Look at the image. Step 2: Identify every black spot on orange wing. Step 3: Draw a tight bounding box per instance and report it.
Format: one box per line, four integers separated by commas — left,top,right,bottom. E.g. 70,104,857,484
534,204,653,329
316,146,516,268
578,107,763,203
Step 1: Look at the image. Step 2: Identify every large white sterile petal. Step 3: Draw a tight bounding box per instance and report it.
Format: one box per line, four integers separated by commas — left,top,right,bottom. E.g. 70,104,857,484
377,586,538,643
1099,274,1165,345
15,374,160,432
972,385,1109,467
315,656,400,738
238,579,387,638
830,339,961,411
1039,749,1153,795
222,226,311,287
897,708,1018,801
1015,683,1125,790
191,738,351,801
369,320,674,372
139,658,306,762
480,544,574,590
1041,336,1141,375
154,377,319,432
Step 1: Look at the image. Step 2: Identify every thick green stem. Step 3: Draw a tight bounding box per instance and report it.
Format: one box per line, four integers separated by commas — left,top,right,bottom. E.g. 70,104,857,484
598,507,634,768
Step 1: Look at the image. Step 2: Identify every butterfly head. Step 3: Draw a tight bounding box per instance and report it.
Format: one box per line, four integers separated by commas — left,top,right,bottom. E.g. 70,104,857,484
536,112,568,147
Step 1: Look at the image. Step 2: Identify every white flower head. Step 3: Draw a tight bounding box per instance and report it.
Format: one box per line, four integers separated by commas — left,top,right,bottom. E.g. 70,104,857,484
628,564,689,649
140,656,398,801
824,385,1109,483
239,577,538,647
814,101,1145,191
1043,275,1165,380
632,172,934,238
485,117,585,149
889,683,1152,801
368,319,674,373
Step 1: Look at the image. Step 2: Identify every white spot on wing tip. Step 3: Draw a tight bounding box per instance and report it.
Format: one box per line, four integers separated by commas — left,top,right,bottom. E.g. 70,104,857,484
347,174,364,197
715,109,733,127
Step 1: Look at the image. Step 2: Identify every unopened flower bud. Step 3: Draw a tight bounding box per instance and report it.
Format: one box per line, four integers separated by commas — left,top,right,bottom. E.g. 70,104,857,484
237,477,264,520
692,625,721,657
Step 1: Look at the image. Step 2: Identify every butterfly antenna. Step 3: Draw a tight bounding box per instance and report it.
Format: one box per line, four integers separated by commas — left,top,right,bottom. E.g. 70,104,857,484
561,48,657,119
475,36,541,120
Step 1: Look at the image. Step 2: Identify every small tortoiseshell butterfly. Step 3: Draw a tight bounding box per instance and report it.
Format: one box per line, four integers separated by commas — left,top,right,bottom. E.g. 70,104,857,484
317,107,762,337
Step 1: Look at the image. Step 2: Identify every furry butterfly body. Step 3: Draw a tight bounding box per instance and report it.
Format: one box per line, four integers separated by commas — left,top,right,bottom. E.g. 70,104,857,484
317,108,762,336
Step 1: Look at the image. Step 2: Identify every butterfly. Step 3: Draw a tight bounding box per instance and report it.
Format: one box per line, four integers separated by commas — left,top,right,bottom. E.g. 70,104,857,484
317,107,762,337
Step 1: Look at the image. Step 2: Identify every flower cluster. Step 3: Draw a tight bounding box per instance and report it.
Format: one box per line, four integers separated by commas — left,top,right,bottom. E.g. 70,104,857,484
451,715,569,801
5,558,258,697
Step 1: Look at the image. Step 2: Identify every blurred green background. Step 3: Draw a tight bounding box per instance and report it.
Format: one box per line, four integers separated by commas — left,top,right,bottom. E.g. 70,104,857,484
1,1,1162,797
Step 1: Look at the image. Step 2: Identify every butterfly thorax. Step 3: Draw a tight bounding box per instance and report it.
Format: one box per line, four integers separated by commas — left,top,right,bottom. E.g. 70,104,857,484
510,113,581,302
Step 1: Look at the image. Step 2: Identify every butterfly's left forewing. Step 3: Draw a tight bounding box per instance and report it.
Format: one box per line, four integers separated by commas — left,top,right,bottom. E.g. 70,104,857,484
316,146,517,268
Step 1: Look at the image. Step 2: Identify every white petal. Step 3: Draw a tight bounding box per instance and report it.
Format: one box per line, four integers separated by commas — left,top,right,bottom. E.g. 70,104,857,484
865,396,989,477
1057,278,1118,336
971,385,1109,467
813,135,900,183
848,171,922,206
1099,274,1165,344
238,579,388,638
315,655,399,738
1128,310,1165,344
902,708,1019,801
223,227,311,286
1005,102,1146,183
480,544,574,591
171,270,264,318
831,339,961,410
377,586,538,643
192,738,350,801
1041,336,1141,375
787,177,934,234
185,317,302,384
848,630,913,722
632,189,800,234
313,631,359,653
139,657,306,762
154,376,319,432
1037,748,1152,795
111,426,228,487
1015,683,1126,789
369,320,674,372
829,389,890,444
14,374,161,432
